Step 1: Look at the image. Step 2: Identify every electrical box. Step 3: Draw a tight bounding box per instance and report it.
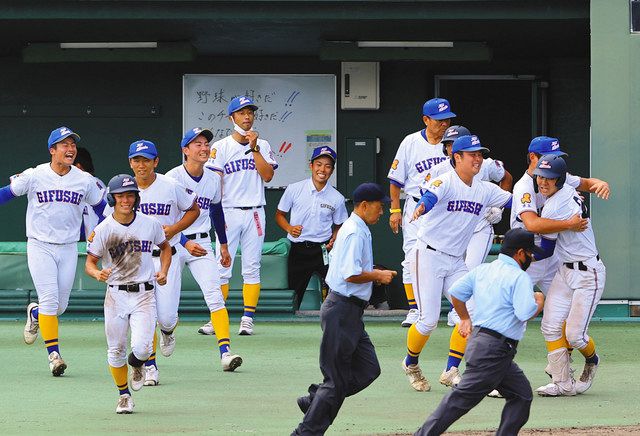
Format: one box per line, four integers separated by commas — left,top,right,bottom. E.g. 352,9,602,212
344,137,379,197
341,62,380,110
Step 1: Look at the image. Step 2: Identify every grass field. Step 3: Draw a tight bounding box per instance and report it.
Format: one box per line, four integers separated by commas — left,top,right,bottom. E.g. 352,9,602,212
2,319,639,435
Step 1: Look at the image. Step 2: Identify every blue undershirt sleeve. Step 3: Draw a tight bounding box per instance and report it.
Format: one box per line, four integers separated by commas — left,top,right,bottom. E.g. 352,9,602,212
0,185,16,205
534,237,556,261
416,191,438,215
91,199,107,225
210,202,228,245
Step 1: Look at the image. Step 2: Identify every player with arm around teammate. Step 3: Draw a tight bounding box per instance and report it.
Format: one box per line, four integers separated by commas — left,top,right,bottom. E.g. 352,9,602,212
531,155,606,397
86,174,171,414
166,127,242,371
206,96,278,335
388,98,454,328
124,140,199,385
275,146,348,310
0,127,106,376
73,147,107,241
401,135,512,392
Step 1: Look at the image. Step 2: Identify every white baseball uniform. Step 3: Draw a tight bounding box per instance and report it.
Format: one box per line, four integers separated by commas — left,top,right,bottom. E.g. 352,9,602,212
510,171,581,293
105,174,197,331
165,165,225,313
538,185,606,349
81,176,106,240
206,136,278,285
388,130,447,284
10,163,104,315
87,213,166,368
411,170,511,336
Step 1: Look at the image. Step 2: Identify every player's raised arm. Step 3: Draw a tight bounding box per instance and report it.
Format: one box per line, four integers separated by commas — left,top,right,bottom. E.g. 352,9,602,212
577,176,610,200
520,210,588,234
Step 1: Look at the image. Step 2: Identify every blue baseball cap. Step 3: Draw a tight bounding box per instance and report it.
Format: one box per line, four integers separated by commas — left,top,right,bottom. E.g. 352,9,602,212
181,127,214,148
452,135,489,154
310,146,337,162
353,183,391,203
422,98,456,120
528,136,568,156
48,126,80,149
128,140,158,159
442,125,471,143
228,96,258,116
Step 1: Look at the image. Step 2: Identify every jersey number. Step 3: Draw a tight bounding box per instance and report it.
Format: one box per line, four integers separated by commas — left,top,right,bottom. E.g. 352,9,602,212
573,196,589,218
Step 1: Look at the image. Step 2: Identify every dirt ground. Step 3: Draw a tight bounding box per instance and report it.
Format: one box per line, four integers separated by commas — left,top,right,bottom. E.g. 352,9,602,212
389,426,640,435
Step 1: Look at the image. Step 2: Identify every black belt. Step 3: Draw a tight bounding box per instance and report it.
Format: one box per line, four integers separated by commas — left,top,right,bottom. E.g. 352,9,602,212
113,282,154,292
564,255,600,271
185,232,209,240
234,205,263,210
426,245,436,251
478,327,518,348
329,291,369,310
292,240,329,249
152,246,177,257
412,196,421,203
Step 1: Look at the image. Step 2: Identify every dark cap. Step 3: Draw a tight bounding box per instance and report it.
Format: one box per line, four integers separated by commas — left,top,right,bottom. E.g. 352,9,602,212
500,228,544,255
442,125,471,143
310,146,337,162
353,183,391,203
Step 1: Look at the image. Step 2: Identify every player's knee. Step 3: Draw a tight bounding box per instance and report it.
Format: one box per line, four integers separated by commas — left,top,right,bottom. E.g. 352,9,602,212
565,329,587,349
158,316,178,333
208,300,225,313
130,346,152,363
56,302,68,316
108,347,127,367
415,319,436,336
540,320,562,340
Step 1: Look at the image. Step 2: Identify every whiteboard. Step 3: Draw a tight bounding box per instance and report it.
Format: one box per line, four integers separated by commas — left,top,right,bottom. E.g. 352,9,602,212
183,74,337,188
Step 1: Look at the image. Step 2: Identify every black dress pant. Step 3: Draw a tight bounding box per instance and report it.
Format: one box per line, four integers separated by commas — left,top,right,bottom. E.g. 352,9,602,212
288,241,329,309
415,328,533,436
292,292,381,435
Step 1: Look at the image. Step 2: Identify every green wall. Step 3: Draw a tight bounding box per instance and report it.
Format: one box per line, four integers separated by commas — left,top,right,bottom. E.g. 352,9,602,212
0,55,591,305
591,0,637,299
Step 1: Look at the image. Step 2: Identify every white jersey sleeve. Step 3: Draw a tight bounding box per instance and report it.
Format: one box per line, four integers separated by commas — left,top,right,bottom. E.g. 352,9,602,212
207,142,226,173
151,219,167,246
566,172,580,189
260,140,278,169
85,176,105,206
173,179,197,212
333,198,348,225
86,222,105,258
9,167,35,196
510,174,539,229
424,173,451,200
485,182,512,208
481,158,506,183
277,185,294,212
419,159,453,194
388,139,408,187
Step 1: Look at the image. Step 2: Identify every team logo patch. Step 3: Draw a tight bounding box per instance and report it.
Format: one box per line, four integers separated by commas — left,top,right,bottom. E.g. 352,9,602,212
430,180,443,188
391,159,399,170
551,141,560,150
424,173,431,183
521,193,532,205
59,127,71,136
539,160,552,169
239,96,251,105
87,231,95,243
438,103,449,112
122,177,135,187
135,142,148,152
186,188,193,194
471,135,480,145
210,148,217,159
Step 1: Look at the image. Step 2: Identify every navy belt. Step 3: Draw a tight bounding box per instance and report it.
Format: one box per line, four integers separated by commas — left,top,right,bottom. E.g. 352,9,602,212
564,254,600,271
479,327,518,348
235,205,263,210
185,232,208,240
292,240,329,249
329,291,368,310
113,282,154,292
152,246,177,257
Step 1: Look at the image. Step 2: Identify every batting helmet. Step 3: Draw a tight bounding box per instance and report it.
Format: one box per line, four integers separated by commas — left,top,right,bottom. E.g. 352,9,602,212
106,174,140,207
441,125,471,155
533,154,567,188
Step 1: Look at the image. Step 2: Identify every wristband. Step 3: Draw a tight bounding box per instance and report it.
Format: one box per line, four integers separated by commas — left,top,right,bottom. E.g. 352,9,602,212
389,208,402,214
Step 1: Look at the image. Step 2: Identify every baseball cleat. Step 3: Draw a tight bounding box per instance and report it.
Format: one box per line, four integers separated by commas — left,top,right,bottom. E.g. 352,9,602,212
23,302,40,345
159,330,176,357
575,355,599,394
198,321,215,335
130,365,145,391
143,365,159,386
439,367,462,388
297,395,311,414
116,393,134,414
221,352,243,372
536,381,577,397
238,316,254,336
48,351,67,377
402,359,431,392
401,309,419,328
487,389,504,398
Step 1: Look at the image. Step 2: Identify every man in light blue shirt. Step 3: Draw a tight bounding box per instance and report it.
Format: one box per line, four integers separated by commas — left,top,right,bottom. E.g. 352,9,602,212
415,228,545,436
292,183,397,436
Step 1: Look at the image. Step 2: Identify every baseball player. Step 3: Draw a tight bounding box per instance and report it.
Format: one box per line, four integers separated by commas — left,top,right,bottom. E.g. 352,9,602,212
166,127,242,371
531,155,606,397
275,145,348,310
388,98,454,328
0,127,105,376
122,140,199,385
419,126,513,389
402,135,512,392
86,174,171,414
206,96,278,336
74,147,107,241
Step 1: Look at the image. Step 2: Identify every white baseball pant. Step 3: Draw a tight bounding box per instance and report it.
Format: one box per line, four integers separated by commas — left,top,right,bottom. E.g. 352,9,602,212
526,255,562,295
464,224,494,270
401,196,421,284
104,285,157,367
411,241,468,336
26,238,77,316
541,257,606,350
216,207,265,285
179,236,225,312
152,244,183,332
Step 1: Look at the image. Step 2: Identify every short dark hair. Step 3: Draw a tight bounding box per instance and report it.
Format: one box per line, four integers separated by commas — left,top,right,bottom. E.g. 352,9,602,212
526,152,542,166
74,147,95,175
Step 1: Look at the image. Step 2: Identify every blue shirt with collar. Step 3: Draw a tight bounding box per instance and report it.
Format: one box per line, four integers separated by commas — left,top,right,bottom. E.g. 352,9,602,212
448,254,538,341
325,212,373,301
